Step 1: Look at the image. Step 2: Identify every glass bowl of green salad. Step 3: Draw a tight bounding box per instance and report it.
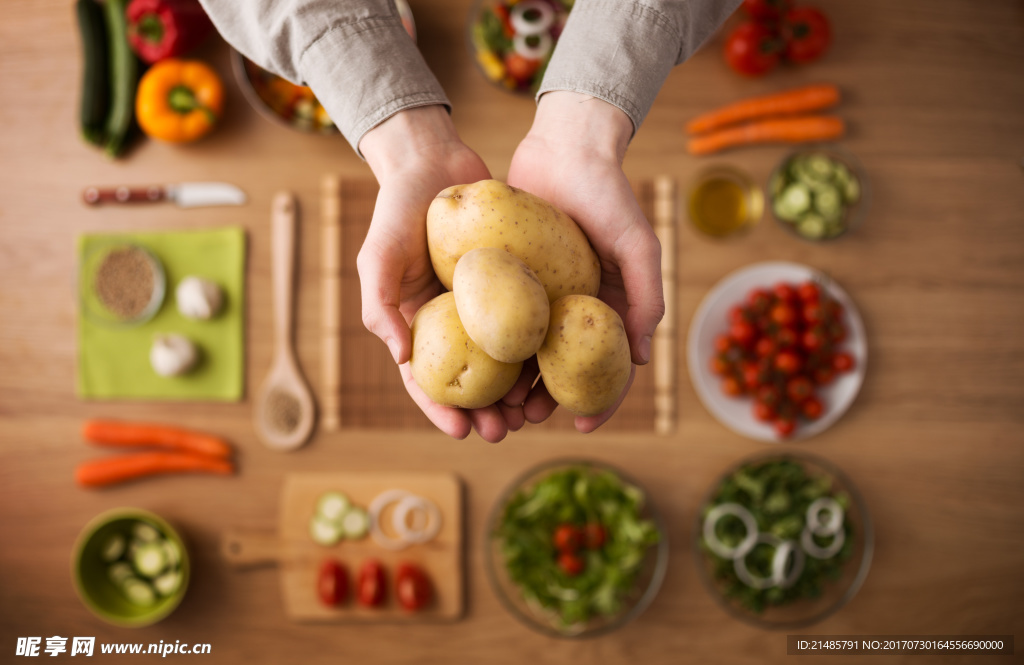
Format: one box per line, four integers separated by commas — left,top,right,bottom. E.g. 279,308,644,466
486,459,668,638
694,451,873,629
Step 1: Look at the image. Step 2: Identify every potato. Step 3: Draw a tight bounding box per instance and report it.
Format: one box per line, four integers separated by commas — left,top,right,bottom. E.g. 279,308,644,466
427,179,600,302
537,295,631,417
453,248,549,363
409,292,523,409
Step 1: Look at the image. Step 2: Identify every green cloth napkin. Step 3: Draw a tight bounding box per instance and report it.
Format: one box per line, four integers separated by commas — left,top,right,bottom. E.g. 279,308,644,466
77,228,246,401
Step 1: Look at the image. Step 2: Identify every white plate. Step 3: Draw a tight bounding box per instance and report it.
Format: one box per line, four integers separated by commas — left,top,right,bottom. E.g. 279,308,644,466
686,262,867,442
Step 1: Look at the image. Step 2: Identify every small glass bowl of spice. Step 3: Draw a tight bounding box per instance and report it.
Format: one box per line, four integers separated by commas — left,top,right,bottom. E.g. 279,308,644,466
80,241,166,326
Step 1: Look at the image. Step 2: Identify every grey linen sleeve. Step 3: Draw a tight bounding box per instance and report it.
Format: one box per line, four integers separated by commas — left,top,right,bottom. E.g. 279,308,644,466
538,0,741,133
198,0,450,154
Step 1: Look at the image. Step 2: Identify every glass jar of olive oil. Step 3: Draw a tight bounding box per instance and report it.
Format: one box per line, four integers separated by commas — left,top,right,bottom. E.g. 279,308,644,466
687,166,763,238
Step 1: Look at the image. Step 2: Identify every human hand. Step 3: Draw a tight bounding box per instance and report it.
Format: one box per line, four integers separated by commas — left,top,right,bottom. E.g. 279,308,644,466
357,105,524,442
506,91,665,432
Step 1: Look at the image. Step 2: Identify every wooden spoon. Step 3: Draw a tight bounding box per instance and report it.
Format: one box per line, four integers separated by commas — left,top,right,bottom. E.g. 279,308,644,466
254,192,316,451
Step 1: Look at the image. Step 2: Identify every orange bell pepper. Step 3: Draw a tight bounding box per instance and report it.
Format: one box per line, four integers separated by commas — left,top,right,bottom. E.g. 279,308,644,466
135,58,223,142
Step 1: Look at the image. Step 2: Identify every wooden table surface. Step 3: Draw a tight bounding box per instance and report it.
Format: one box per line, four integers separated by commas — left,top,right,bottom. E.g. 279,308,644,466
2,0,1023,662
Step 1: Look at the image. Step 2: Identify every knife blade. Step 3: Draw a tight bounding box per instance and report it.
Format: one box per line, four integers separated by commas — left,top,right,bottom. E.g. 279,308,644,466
82,182,248,208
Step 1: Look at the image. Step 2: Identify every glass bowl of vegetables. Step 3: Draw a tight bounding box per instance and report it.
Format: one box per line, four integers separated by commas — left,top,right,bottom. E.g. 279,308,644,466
768,144,869,241
693,451,873,629
467,0,572,96
485,458,668,638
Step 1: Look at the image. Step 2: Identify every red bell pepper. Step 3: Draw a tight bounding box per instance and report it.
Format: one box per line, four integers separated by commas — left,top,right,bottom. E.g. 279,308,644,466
126,0,213,64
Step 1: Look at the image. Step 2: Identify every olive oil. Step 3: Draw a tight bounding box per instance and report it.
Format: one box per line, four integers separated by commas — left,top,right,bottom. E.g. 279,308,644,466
688,167,763,238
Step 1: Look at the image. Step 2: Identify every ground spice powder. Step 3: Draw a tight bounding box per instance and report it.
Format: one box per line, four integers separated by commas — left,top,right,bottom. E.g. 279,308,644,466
266,389,301,434
94,246,156,319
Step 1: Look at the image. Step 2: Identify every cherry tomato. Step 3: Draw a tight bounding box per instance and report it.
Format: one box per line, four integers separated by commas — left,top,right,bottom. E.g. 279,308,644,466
774,417,797,438
756,384,781,407
714,334,733,354
798,281,820,303
722,376,744,397
828,321,847,344
775,350,802,375
776,327,798,348
395,562,432,611
770,303,798,327
833,351,855,373
553,524,581,552
503,53,541,83
729,305,747,324
741,362,762,390
774,282,797,303
742,0,791,20
801,327,828,353
786,376,814,403
783,7,832,64
710,355,732,376
725,22,782,77
730,320,757,347
801,396,824,421
357,559,386,608
802,302,823,325
317,559,348,607
583,523,607,549
753,401,776,422
755,336,775,358
557,552,585,577
813,366,835,385
748,288,774,312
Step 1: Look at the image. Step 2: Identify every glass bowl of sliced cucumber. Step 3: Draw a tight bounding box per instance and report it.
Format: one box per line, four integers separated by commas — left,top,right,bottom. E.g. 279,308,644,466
768,145,869,241
72,508,189,627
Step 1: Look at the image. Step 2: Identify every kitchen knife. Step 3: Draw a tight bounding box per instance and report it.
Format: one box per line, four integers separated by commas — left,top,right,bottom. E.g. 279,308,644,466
82,182,248,208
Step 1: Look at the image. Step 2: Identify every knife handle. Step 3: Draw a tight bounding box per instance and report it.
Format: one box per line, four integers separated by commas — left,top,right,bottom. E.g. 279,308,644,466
82,186,167,205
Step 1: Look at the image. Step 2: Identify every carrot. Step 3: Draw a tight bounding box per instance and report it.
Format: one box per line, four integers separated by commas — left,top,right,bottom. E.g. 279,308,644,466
686,84,841,136
75,452,235,488
82,419,232,459
687,115,845,156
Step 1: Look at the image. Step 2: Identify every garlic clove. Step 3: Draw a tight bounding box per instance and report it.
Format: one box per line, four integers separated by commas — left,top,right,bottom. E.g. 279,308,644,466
176,276,224,320
150,333,199,377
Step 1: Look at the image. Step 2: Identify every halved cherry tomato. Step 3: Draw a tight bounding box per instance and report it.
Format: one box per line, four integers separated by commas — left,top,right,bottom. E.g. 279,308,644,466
725,22,782,77
557,551,585,576
583,523,607,549
553,524,581,552
395,562,432,612
357,559,386,608
317,558,348,607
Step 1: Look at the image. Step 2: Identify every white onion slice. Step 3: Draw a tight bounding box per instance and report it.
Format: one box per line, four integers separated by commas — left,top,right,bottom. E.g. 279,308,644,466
510,0,554,36
806,497,844,536
771,540,805,589
393,494,442,544
801,525,846,559
703,503,758,560
368,489,413,550
733,533,782,590
513,32,553,61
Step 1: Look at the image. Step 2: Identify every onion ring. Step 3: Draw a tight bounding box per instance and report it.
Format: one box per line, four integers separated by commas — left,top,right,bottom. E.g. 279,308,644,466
393,494,442,544
733,533,782,590
510,0,554,36
368,489,413,550
806,497,844,536
801,525,846,559
513,32,553,61
703,503,758,560
771,539,805,589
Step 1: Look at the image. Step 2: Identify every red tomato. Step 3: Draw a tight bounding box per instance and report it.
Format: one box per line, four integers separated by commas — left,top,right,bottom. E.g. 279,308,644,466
775,350,802,375
798,281,820,303
748,288,774,312
553,524,581,552
714,334,733,354
756,384,781,407
710,355,731,376
395,563,432,611
725,22,782,77
753,401,776,422
503,53,541,83
722,376,744,397
774,282,797,303
786,375,814,403
558,552,585,576
770,303,798,327
801,327,828,353
774,418,797,438
802,302,823,325
828,321,847,344
833,351,855,373
741,362,762,390
729,305,747,324
755,336,775,358
776,327,798,348
357,559,386,608
813,366,835,385
583,523,607,549
802,396,824,420
317,559,348,607
742,0,791,20
782,7,831,64
730,320,757,346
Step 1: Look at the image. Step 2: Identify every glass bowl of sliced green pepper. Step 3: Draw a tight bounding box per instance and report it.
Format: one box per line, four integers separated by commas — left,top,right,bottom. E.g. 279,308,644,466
486,458,668,638
768,144,870,241
694,451,873,629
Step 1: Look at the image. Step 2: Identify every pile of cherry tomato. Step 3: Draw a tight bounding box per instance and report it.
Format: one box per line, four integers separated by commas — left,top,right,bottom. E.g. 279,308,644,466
552,522,606,576
725,0,832,77
317,558,432,611
711,280,855,438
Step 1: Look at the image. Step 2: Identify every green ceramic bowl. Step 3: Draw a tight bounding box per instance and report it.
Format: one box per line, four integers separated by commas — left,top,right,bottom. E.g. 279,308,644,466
72,508,190,627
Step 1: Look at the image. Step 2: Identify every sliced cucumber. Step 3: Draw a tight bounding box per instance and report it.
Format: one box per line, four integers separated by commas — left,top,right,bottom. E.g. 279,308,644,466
775,184,811,220
805,154,834,180
108,561,134,585
163,540,182,570
797,214,827,239
768,171,786,199
101,534,126,563
132,522,161,543
133,542,168,578
316,492,350,522
122,578,157,607
341,507,370,539
773,151,862,239
814,187,843,222
153,571,182,596
309,515,343,546
842,176,860,204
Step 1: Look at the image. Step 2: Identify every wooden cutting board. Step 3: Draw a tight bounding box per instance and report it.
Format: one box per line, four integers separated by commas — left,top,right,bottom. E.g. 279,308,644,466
323,177,679,433
221,472,463,622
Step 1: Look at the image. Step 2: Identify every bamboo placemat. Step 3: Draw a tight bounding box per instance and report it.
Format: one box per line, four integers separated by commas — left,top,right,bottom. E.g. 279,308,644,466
324,178,677,433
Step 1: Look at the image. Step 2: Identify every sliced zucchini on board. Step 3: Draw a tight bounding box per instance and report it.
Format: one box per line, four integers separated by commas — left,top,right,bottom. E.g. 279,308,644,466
341,507,370,540
309,515,343,546
316,492,350,522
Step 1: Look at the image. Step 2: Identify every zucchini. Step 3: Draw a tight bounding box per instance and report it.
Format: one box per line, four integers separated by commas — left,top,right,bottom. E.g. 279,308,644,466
101,0,137,158
772,151,862,239
75,0,109,146
163,540,182,569
122,578,157,607
797,214,827,239
814,187,843,221
315,492,350,522
101,534,126,563
341,507,370,539
132,522,161,543
133,542,168,578
309,515,343,546
775,184,811,220
153,571,182,596
108,561,134,585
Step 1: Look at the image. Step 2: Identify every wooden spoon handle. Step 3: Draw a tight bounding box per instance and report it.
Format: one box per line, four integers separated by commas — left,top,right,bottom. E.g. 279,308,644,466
271,192,298,352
